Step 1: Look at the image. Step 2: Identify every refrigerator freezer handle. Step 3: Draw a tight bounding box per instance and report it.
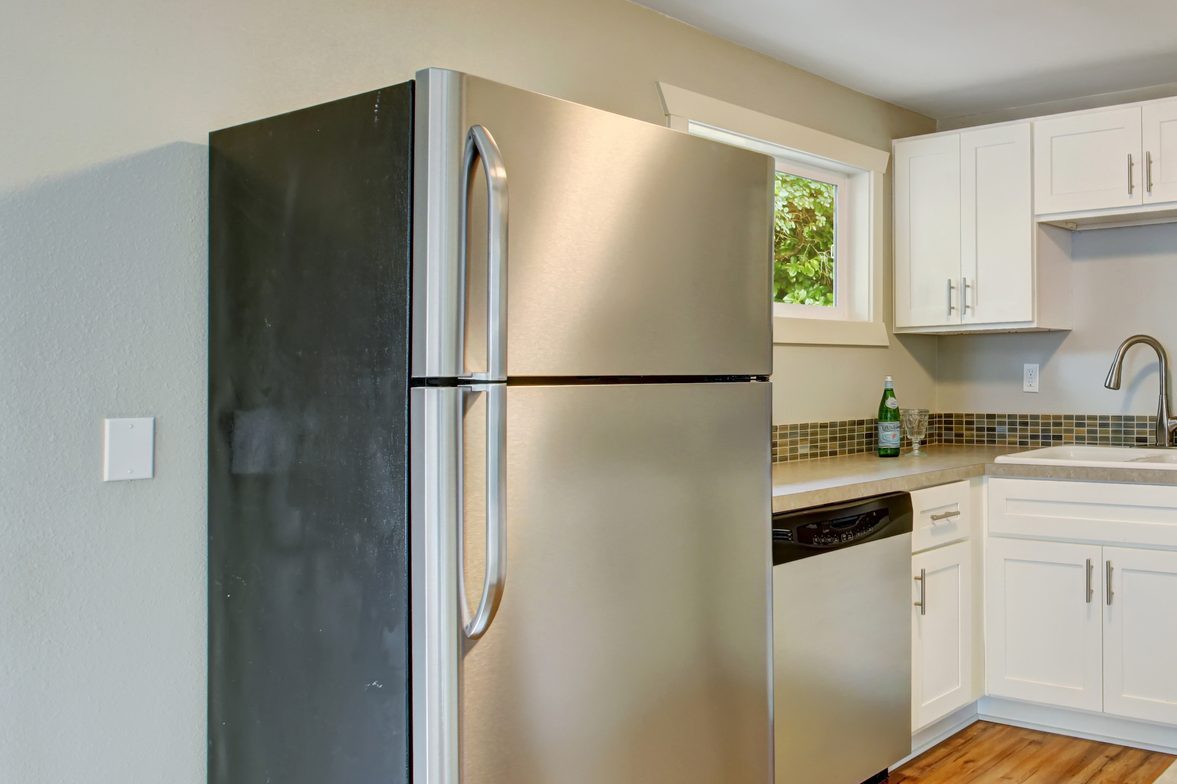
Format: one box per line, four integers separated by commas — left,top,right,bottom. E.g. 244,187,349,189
459,383,508,639
460,124,509,383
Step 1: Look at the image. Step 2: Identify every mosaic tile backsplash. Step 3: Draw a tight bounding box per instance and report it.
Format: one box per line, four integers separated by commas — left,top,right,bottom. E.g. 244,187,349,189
772,413,1159,463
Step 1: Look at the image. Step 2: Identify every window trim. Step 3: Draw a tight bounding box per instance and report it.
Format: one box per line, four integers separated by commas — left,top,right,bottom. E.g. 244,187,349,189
658,83,890,347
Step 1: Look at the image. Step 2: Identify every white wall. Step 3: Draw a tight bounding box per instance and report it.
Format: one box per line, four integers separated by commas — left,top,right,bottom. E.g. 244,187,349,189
0,0,932,781
937,222,1177,415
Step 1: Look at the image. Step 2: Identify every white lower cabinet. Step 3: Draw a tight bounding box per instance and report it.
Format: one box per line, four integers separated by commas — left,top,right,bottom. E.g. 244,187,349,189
985,538,1103,712
1104,546,1177,725
912,540,973,729
986,479,1177,729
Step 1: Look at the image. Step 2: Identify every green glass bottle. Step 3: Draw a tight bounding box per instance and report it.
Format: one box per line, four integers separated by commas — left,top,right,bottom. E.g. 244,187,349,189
877,375,901,458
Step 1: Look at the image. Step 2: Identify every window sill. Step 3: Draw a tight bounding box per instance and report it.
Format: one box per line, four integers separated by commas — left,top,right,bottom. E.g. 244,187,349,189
773,317,890,347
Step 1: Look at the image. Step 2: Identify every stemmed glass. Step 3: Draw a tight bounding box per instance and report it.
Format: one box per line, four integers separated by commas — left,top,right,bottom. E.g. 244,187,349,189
902,408,930,457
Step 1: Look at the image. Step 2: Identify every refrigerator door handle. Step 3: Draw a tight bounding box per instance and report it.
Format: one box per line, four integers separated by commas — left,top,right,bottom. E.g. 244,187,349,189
459,383,508,639
460,124,509,383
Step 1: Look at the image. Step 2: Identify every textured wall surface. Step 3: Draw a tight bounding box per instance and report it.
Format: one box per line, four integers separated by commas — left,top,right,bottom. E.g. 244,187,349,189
937,223,1177,415
0,1,932,781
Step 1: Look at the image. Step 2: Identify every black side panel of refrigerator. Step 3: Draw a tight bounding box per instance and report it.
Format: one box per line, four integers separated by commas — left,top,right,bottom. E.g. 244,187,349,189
208,82,413,784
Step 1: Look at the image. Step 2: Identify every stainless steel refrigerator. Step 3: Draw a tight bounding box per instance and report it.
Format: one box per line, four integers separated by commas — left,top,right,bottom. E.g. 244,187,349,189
210,68,773,784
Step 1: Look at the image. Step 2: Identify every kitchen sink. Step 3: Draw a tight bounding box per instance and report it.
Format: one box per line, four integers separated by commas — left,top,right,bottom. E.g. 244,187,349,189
996,445,1177,469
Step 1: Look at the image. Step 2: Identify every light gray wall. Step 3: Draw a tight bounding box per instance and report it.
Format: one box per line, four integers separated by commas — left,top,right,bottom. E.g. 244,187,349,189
937,222,1177,414
0,0,932,781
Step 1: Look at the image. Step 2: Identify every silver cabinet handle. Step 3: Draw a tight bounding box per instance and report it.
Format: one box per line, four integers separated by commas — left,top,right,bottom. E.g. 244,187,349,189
914,568,927,616
946,278,956,316
458,384,508,640
961,277,971,314
930,509,961,522
1128,153,1135,197
1086,558,1094,604
1106,560,1115,607
1146,150,1154,195
460,124,509,383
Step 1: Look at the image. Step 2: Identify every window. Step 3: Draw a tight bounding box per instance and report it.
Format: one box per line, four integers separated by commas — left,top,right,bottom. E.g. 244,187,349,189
773,162,849,319
658,82,890,346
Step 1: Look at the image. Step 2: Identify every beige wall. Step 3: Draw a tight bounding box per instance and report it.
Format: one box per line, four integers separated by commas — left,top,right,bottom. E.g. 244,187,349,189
0,0,932,781
937,222,1177,415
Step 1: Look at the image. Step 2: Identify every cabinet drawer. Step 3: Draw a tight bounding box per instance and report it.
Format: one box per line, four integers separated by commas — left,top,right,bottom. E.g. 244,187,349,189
989,478,1177,548
911,480,972,553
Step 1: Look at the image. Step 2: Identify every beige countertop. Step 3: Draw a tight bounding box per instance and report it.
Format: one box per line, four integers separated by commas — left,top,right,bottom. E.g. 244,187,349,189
772,445,1177,513
772,446,1010,513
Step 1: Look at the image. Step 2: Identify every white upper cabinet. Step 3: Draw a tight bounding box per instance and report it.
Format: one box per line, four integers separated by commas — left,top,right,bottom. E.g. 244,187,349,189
961,123,1033,325
893,122,1064,334
1143,98,1177,204
894,134,961,328
1033,106,1142,215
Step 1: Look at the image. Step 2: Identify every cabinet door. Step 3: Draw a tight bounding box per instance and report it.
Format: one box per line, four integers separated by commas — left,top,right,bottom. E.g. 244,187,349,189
894,135,961,328
1142,99,1177,204
912,541,974,730
986,538,1103,711
1033,107,1142,214
961,123,1033,325
1103,546,1177,725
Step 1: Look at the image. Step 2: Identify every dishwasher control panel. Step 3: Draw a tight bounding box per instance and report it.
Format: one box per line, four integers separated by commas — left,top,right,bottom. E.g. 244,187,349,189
792,508,889,547
772,492,913,565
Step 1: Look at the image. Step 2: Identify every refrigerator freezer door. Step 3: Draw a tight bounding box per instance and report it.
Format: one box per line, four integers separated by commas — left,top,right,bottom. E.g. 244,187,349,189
413,68,773,380
449,381,773,783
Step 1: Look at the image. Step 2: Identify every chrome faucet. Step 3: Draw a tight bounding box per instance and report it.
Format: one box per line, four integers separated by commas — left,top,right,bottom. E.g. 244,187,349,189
1104,334,1177,447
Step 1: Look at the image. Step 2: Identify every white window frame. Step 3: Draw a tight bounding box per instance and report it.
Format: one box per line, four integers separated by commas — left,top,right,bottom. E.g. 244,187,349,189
770,158,850,321
658,83,891,347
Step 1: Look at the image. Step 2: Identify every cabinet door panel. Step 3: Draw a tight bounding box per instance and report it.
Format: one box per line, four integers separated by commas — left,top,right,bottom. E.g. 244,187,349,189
912,541,973,730
1143,99,1177,204
1104,546,1177,725
961,123,1032,325
895,135,961,328
986,538,1103,711
1033,107,1142,214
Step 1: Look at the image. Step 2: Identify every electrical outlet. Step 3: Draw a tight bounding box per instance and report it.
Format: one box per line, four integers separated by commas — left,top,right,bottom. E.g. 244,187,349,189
1023,363,1040,393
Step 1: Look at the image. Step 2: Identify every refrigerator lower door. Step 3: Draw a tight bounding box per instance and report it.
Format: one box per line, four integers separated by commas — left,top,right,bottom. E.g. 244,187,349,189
430,381,772,783
412,68,773,380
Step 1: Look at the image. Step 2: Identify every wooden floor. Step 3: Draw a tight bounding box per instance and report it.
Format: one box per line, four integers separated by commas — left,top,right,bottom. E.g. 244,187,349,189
891,721,1176,784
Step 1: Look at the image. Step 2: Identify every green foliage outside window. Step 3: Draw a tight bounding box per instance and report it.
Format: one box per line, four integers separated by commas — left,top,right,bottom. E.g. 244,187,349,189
774,171,836,307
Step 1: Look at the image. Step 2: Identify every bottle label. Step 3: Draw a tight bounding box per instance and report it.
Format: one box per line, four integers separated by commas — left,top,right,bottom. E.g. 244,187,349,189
879,422,901,448
885,398,899,409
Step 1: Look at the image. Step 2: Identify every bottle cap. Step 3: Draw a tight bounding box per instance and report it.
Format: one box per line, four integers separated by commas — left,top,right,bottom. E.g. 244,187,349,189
884,375,894,388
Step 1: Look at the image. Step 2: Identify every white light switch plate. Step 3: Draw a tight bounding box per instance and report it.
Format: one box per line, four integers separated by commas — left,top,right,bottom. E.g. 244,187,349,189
103,417,155,481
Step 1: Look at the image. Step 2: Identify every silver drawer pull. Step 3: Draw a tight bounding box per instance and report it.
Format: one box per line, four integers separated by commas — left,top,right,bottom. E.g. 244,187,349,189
929,509,961,522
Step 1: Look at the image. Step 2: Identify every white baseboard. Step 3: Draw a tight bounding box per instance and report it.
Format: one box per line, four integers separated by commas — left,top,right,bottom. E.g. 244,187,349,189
979,697,1177,755
894,703,981,769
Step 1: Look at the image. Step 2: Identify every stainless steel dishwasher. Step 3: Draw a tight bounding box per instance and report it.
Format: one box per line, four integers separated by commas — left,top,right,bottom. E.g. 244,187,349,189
772,492,913,784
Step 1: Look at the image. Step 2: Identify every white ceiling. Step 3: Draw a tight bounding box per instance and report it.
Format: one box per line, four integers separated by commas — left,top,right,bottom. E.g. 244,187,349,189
635,0,1177,120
